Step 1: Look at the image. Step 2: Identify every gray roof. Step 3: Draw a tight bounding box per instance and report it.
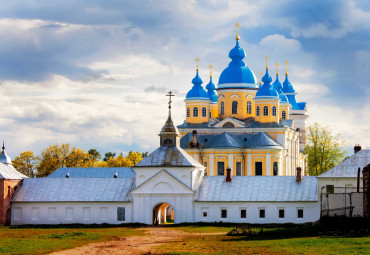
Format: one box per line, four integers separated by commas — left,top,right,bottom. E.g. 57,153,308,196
0,163,28,180
12,178,134,202
196,176,318,202
181,132,284,150
135,146,204,168
318,150,370,178
48,167,134,178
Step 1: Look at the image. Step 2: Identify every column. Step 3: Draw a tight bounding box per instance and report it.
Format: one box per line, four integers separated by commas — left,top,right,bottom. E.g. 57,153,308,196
266,154,271,176
247,153,252,176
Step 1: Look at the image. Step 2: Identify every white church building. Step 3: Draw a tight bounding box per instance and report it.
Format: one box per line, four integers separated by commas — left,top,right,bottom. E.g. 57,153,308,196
9,102,320,225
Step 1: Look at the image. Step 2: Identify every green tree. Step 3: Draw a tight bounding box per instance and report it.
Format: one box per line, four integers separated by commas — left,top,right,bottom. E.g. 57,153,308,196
88,148,101,161
12,151,37,177
103,152,116,161
304,122,346,176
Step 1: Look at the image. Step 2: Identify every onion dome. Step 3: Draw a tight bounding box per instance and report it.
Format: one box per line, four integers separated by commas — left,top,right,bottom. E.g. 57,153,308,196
272,74,288,103
0,141,12,165
282,74,296,94
218,40,257,88
282,74,307,110
186,71,209,100
255,69,279,98
206,77,218,103
160,92,179,147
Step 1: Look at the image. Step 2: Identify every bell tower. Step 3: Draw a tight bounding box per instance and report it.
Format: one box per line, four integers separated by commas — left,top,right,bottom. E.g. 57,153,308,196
159,91,180,147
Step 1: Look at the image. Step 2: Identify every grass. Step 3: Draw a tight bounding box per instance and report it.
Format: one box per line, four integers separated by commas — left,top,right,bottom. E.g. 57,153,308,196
0,225,146,255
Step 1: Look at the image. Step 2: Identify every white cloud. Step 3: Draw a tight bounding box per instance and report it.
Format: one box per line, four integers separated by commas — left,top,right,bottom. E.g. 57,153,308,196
259,34,302,53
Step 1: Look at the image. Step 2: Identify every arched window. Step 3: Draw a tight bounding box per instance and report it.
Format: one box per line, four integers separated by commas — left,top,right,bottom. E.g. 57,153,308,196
272,106,277,116
263,106,269,116
202,107,207,117
256,106,260,116
282,110,286,120
187,107,190,117
220,101,224,114
247,101,252,114
232,101,238,114
193,107,198,117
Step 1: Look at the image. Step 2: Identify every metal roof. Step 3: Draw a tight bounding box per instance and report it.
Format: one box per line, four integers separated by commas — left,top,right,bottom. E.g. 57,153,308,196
135,146,204,168
0,163,28,180
196,176,318,202
12,178,134,202
48,167,134,178
318,150,370,178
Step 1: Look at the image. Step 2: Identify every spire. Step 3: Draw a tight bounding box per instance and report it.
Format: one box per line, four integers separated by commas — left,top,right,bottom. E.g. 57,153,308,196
275,62,280,76
285,60,288,76
234,22,241,40
0,140,12,165
195,57,200,72
2,141,4,151
264,55,270,70
166,91,174,118
209,64,214,78
159,92,180,147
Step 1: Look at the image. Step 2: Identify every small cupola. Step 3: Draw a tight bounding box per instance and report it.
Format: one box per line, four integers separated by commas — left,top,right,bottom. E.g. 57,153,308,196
0,141,12,165
159,91,180,147
255,64,279,99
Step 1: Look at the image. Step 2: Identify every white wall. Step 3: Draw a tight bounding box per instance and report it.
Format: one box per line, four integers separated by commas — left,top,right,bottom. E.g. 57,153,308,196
318,177,363,194
194,201,320,224
11,202,132,225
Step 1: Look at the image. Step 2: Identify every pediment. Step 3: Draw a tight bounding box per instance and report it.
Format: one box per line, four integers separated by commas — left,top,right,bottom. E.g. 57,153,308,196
131,169,194,195
214,117,245,128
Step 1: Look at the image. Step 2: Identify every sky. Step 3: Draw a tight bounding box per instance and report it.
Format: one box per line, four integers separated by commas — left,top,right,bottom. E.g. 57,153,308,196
0,0,369,158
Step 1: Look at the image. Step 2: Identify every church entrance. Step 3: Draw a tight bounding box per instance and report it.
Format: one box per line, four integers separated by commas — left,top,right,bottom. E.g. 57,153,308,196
152,203,174,225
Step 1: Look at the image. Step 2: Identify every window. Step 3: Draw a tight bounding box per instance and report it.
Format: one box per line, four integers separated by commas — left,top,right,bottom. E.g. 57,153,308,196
272,106,277,116
297,209,304,218
221,209,227,218
273,162,278,176
236,162,242,176
203,162,208,176
217,162,225,176
259,209,265,218
279,209,285,218
220,102,224,114
49,207,57,220
256,106,260,116
83,207,91,220
203,212,208,217
100,207,108,220
201,207,209,218
263,106,269,116
232,101,238,114
326,185,334,194
247,101,252,114
31,207,39,220
240,209,246,218
202,107,207,117
187,107,190,117
117,207,125,221
255,162,262,176
282,110,286,120
7,186,10,197
66,207,73,220
14,208,22,220
193,107,198,117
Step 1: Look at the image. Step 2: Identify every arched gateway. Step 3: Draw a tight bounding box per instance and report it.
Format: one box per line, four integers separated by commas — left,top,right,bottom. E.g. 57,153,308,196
152,202,174,225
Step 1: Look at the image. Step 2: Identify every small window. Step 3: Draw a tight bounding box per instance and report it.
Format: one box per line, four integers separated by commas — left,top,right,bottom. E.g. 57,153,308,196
279,209,285,218
221,209,227,218
187,107,190,117
255,162,262,176
282,110,286,120
273,162,278,176
117,207,125,221
247,101,252,114
202,207,209,218
272,106,277,116
263,106,269,116
240,209,246,218
202,107,207,117
297,209,304,218
326,185,334,194
256,106,260,116
236,162,242,176
217,162,225,176
220,102,224,114
259,209,265,218
193,107,198,117
203,211,208,217
232,101,238,114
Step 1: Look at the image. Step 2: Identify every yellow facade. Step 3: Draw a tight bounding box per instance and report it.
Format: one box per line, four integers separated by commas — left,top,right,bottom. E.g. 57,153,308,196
210,102,218,119
254,99,280,123
279,103,290,120
185,100,210,124
218,90,257,119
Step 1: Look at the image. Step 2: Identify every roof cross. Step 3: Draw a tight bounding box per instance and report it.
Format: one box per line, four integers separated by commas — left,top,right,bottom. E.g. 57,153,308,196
258,71,262,84
264,56,270,69
166,91,175,111
234,22,241,40
209,64,214,78
275,62,280,75
285,60,289,75
194,57,200,71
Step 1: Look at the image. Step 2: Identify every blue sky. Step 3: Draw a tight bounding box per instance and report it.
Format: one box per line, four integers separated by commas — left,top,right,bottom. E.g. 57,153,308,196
0,0,369,157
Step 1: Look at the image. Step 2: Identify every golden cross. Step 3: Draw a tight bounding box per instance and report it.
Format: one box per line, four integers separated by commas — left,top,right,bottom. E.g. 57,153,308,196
194,57,200,71
264,56,270,69
166,91,175,110
234,22,241,40
258,71,262,84
285,60,288,75
209,64,214,77
275,62,280,75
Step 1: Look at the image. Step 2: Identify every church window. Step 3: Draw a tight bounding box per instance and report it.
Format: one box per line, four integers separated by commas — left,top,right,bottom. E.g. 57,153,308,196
273,162,278,176
272,106,277,116
326,185,334,194
282,110,286,120
297,208,304,218
202,107,207,117
220,101,224,114
256,106,260,116
247,101,252,114
117,207,125,221
255,162,262,176
187,107,190,117
232,101,238,114
193,107,198,117
217,162,225,176
240,209,246,218
279,209,285,218
202,207,208,218
259,209,265,218
221,209,227,218
263,106,269,116
236,162,242,176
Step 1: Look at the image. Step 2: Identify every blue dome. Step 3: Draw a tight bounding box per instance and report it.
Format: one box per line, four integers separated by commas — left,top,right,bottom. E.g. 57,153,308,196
186,71,210,100
282,74,296,94
272,74,288,103
255,69,279,98
206,77,218,103
218,40,257,87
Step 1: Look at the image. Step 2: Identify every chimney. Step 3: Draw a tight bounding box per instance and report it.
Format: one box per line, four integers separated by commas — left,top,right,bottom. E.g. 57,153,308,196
296,167,302,182
226,166,232,182
354,144,362,154
189,130,200,148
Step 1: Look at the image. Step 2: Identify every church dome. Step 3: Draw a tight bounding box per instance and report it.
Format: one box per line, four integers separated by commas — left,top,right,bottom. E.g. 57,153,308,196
282,74,296,94
186,71,209,100
205,77,218,103
255,69,279,98
272,74,288,103
218,40,257,88
0,142,12,165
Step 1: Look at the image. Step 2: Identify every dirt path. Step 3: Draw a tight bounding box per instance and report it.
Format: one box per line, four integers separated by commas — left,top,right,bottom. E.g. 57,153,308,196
49,227,225,255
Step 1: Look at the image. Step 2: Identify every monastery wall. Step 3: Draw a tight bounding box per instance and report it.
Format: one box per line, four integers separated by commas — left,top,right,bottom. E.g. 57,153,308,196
0,179,21,225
